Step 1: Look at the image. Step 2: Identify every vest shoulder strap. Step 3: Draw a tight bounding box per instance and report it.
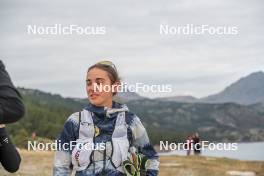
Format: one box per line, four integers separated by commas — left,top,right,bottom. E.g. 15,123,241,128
78,110,95,139
112,111,128,138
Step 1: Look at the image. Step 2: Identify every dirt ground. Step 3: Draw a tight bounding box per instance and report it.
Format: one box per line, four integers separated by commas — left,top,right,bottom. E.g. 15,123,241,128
0,150,263,176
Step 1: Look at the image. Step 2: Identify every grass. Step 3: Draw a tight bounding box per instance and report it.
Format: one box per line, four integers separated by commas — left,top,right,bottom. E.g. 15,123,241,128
0,150,263,176
160,155,264,176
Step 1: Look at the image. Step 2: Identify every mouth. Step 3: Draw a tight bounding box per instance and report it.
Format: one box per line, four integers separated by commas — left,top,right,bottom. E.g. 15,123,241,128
90,93,100,100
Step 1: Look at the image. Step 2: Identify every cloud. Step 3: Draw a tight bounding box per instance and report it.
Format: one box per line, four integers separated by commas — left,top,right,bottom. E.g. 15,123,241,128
0,0,263,98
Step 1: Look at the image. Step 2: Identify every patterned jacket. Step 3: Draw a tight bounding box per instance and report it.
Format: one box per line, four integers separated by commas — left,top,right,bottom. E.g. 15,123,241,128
53,101,159,176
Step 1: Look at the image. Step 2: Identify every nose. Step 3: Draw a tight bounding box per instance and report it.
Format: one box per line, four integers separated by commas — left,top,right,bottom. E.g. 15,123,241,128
88,82,100,93
86,81,94,92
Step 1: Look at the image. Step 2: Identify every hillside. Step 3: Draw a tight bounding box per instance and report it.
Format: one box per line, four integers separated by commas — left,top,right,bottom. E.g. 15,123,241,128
127,99,264,143
6,87,264,148
202,71,264,105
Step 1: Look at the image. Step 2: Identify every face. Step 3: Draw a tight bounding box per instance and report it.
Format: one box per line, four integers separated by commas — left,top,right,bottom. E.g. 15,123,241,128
86,67,117,107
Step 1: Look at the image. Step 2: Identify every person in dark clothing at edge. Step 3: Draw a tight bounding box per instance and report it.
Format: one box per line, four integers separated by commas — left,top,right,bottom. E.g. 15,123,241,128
53,61,159,176
0,60,25,172
193,132,201,155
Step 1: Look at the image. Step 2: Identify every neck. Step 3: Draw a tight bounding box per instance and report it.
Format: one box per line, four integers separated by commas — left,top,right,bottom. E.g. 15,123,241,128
96,99,112,109
103,100,113,109
90,99,113,109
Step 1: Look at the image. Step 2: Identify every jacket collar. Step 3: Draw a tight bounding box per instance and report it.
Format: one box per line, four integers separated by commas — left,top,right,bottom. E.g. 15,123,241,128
84,101,129,118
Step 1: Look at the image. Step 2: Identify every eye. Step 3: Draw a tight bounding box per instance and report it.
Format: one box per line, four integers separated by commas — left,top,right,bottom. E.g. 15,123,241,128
86,80,92,86
96,79,104,85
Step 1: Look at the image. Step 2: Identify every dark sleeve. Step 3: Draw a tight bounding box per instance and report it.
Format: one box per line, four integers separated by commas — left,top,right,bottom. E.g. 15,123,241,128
0,127,21,173
0,60,25,124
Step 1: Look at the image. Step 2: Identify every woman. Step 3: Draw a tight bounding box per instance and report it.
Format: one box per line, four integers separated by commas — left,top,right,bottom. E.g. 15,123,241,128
53,61,159,176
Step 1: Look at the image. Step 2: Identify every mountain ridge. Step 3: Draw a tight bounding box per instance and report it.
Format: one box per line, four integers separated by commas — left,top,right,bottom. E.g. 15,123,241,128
157,71,264,105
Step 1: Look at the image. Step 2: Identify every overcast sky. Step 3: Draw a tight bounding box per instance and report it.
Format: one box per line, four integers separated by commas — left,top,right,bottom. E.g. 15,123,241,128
0,0,263,98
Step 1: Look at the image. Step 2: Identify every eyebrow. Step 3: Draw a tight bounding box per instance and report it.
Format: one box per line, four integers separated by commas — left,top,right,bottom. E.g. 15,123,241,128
86,78,105,82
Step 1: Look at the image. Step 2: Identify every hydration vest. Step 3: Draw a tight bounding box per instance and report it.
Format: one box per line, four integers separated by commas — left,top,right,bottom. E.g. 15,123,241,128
71,109,130,173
